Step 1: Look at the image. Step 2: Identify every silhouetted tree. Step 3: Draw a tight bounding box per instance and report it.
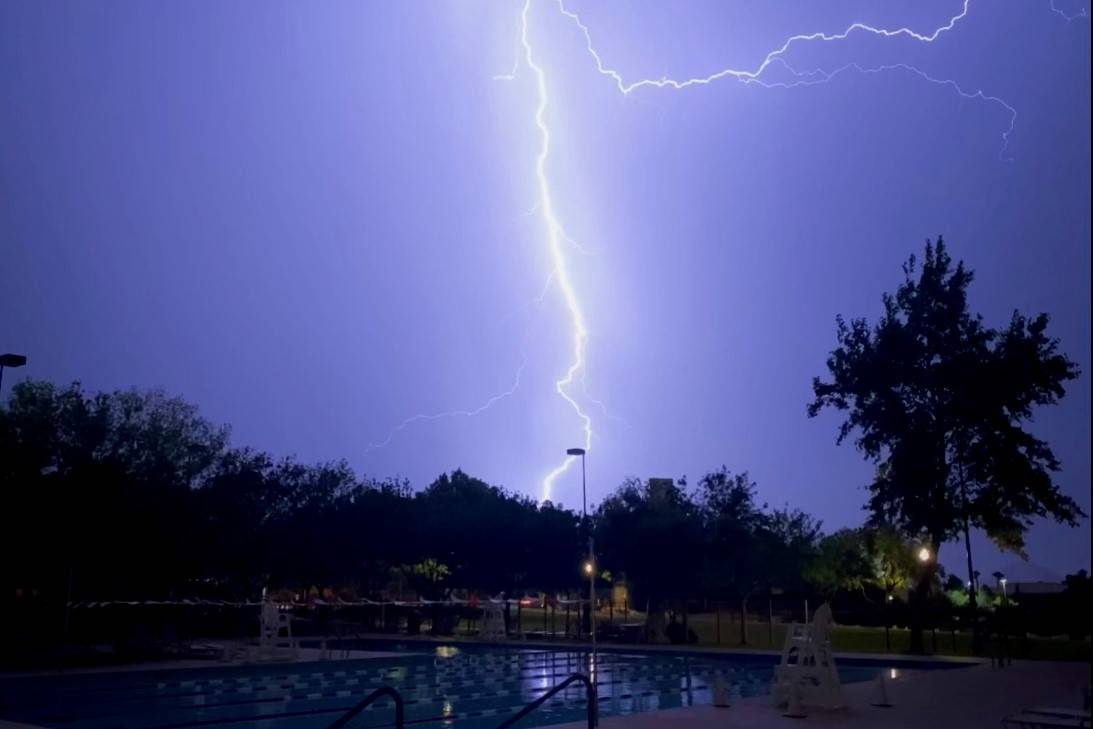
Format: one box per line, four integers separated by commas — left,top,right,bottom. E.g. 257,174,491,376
697,469,820,644
809,238,1084,652
594,477,703,642
863,527,918,599
697,469,763,624
808,528,872,598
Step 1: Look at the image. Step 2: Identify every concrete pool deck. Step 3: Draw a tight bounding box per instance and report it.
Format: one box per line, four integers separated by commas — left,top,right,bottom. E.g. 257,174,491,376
555,660,1090,729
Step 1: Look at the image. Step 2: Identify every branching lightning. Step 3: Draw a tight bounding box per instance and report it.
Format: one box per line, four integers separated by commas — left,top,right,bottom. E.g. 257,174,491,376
556,0,1020,158
517,0,1035,502
1051,0,1089,21
767,58,1018,159
370,0,1078,504
556,0,970,94
364,356,528,453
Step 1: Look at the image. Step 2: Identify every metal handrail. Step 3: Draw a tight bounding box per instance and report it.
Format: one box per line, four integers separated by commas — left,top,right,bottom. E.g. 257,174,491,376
327,685,405,729
495,672,598,729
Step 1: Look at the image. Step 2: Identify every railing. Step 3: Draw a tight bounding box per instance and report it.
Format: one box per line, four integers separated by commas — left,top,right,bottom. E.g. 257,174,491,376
327,686,405,729
495,672,598,729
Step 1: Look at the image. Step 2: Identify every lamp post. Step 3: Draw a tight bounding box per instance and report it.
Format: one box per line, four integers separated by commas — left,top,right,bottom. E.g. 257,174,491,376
567,447,595,669
0,353,28,393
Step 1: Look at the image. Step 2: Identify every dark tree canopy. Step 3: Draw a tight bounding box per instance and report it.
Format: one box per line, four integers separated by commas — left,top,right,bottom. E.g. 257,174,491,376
592,469,822,644
0,382,583,604
595,477,704,612
809,238,1083,554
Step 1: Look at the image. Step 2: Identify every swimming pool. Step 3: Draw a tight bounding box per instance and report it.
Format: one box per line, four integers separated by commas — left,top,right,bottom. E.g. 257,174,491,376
0,641,969,729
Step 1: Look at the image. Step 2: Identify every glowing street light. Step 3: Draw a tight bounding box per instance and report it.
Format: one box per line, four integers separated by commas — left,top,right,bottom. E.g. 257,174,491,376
917,547,932,563
584,562,594,575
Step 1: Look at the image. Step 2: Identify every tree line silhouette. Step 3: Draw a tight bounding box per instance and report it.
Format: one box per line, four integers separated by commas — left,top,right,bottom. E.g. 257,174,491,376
2,239,1086,656
0,378,821,610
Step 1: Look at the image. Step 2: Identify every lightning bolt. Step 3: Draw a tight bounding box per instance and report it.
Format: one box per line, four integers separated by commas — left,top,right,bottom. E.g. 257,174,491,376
372,0,1075,501
518,0,593,502
555,0,1024,157
364,356,528,453
509,0,1057,502
1051,0,1089,21
767,58,1018,159
556,0,971,94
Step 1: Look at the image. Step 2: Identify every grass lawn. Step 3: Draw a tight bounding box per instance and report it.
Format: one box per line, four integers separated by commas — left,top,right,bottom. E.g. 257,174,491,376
451,606,1091,662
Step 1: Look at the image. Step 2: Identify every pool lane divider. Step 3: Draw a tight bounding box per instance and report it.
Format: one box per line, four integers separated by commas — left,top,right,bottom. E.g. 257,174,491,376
139,680,715,729
18,674,720,729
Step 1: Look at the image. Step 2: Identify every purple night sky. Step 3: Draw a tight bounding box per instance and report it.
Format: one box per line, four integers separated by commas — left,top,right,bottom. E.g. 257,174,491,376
2,1,1089,578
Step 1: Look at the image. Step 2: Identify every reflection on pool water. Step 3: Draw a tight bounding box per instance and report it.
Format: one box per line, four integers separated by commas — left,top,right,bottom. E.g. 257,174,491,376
0,640,969,729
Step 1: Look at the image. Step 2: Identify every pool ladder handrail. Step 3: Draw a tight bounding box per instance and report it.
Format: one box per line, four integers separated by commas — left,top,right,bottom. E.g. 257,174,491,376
495,672,598,729
327,685,405,729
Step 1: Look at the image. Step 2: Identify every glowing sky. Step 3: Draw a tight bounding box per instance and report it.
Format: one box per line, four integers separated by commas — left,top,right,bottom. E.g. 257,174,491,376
1,0,1089,575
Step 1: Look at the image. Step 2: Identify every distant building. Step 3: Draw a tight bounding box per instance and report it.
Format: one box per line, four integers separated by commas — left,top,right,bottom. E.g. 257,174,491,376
1011,581,1066,596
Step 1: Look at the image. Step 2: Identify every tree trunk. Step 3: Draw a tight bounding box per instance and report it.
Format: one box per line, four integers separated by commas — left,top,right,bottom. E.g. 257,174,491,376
645,597,667,643
963,519,982,654
884,589,891,652
767,596,774,646
909,538,943,655
739,595,749,646
956,455,983,655
909,572,928,654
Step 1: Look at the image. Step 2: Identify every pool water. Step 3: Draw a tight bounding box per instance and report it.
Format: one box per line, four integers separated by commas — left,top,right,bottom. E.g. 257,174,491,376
0,642,967,729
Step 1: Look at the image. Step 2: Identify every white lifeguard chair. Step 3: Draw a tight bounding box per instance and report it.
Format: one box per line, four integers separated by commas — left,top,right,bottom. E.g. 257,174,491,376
771,602,844,709
479,599,507,641
258,599,297,660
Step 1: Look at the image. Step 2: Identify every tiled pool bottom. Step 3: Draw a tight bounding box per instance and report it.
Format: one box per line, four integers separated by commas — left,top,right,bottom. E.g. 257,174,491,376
0,643,969,729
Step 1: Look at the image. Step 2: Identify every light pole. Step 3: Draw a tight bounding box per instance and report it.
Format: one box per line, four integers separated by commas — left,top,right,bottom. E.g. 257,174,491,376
567,447,595,668
0,353,28,393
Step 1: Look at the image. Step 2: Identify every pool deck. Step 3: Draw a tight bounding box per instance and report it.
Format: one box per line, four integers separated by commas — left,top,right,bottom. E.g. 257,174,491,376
555,660,1090,729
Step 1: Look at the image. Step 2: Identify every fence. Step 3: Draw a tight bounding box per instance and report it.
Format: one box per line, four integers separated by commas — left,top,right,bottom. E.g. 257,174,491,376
4,589,1088,669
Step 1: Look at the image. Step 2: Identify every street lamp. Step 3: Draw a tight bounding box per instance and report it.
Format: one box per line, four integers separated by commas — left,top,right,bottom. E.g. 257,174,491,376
567,447,596,666
1000,577,1008,603
0,353,27,392
917,547,931,563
